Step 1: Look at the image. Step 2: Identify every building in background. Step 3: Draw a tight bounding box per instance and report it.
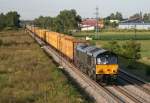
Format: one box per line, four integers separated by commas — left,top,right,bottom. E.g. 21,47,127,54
119,23,150,30
110,20,119,24
80,18,104,31
118,17,150,30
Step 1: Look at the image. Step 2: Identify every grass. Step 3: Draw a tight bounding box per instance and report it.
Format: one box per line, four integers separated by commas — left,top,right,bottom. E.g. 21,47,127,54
0,30,92,103
74,31,150,40
74,34,150,40
74,31,150,36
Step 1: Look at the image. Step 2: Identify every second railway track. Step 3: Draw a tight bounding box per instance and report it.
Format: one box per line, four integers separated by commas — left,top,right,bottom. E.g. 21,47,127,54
117,70,150,103
119,70,150,95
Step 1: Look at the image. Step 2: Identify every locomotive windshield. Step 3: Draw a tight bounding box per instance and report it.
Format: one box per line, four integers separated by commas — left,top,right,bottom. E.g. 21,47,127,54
97,54,117,64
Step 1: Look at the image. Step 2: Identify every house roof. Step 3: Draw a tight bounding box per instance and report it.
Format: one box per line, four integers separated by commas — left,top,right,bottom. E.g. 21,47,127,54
81,19,97,26
120,17,143,23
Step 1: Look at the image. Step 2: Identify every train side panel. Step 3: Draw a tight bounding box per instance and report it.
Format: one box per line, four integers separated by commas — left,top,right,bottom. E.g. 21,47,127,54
46,32,60,50
39,29,48,40
60,36,73,60
45,32,81,61
46,32,50,44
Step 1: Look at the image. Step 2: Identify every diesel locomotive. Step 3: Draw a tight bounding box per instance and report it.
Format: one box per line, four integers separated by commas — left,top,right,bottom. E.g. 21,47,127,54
75,43,118,82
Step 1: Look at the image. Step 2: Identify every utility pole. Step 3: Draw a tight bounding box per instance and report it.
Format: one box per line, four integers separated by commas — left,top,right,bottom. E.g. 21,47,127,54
95,6,99,39
134,24,137,40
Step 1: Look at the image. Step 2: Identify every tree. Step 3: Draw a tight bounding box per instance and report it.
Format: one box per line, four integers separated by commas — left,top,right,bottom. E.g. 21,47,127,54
104,12,123,28
143,13,150,23
130,13,142,19
5,11,20,27
34,9,81,34
115,12,123,21
109,13,116,20
121,40,141,68
105,41,121,54
56,9,81,34
121,40,141,60
106,12,123,20
0,13,6,30
0,11,20,30
52,17,64,32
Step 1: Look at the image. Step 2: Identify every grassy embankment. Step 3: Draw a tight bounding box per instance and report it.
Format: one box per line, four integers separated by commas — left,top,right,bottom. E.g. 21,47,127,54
0,30,92,103
74,31,150,40
74,31,150,81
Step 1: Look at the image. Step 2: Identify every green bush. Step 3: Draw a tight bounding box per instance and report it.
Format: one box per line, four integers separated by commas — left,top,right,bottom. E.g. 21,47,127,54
89,40,96,45
104,40,121,54
121,40,141,60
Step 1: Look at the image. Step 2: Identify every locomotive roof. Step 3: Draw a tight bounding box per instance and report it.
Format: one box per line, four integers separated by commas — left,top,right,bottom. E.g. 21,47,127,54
82,46,96,53
76,43,88,52
92,49,107,57
77,43,108,57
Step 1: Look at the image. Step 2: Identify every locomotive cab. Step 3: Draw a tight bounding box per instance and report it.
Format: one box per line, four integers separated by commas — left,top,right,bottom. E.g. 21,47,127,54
95,52,119,83
96,53,118,74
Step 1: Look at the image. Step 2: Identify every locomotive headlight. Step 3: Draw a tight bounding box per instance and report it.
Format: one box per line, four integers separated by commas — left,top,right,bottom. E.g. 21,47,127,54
98,70,103,74
113,70,116,73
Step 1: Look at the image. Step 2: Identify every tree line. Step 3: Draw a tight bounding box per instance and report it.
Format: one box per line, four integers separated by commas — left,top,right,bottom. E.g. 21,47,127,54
104,12,150,22
33,9,81,35
0,11,20,30
33,10,150,31
103,12,150,28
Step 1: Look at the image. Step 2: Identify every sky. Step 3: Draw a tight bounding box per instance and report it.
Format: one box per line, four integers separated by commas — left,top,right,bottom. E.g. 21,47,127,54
0,0,150,20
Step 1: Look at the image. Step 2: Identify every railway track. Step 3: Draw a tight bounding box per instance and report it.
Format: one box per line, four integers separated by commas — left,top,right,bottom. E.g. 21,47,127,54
117,70,150,103
27,29,150,103
45,45,125,103
114,84,149,103
119,70,150,95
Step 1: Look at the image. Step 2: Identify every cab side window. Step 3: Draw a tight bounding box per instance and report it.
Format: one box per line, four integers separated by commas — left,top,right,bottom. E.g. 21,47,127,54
97,58,101,64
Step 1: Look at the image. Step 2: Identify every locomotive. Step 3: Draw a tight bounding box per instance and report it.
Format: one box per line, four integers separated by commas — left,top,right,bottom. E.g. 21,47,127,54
26,25,119,83
75,43,118,82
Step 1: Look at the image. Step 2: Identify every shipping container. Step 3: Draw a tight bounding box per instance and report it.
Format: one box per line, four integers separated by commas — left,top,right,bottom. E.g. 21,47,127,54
46,31,85,61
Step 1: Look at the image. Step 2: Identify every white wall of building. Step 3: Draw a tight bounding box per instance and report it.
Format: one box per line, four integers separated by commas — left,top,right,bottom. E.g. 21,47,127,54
81,26,95,31
119,23,150,30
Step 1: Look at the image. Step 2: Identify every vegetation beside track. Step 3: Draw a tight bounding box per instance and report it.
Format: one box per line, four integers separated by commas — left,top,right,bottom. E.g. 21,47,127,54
74,31,150,81
93,40,150,81
74,31,150,40
0,30,92,103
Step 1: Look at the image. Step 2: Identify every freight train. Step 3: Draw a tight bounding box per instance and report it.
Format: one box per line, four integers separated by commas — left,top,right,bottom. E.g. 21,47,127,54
26,25,119,83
